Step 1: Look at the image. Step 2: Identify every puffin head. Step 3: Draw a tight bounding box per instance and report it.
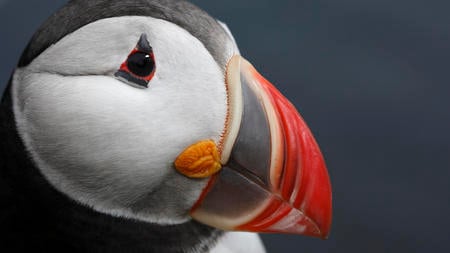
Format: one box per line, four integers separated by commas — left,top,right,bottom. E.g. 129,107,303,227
11,0,332,239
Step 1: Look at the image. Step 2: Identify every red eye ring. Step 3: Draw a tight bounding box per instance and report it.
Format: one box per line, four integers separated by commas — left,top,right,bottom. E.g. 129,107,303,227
115,33,156,88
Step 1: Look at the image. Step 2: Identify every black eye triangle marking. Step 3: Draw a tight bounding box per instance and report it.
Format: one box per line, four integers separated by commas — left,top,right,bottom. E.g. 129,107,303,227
137,33,152,53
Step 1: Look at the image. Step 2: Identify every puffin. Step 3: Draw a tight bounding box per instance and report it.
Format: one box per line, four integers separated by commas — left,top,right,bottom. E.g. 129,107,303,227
0,0,332,252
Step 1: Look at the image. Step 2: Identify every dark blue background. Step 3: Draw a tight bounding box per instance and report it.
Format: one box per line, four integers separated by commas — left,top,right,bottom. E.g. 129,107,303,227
1,1,449,252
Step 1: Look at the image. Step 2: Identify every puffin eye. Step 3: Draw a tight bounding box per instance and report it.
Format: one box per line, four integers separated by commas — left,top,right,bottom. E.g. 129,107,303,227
114,33,156,88
127,52,155,77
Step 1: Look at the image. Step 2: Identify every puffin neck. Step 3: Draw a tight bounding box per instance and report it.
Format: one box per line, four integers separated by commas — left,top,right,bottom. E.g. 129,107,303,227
0,82,223,252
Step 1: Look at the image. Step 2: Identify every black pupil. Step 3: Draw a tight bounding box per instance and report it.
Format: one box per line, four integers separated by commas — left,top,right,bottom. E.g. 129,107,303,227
127,52,154,77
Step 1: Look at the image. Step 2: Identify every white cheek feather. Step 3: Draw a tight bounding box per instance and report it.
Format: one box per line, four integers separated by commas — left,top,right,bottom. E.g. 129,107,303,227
12,16,230,224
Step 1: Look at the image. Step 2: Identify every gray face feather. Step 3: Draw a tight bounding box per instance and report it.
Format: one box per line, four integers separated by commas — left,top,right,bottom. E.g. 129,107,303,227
12,1,239,225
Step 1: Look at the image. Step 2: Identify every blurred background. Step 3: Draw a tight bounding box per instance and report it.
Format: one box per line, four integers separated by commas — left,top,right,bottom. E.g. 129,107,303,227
1,1,449,252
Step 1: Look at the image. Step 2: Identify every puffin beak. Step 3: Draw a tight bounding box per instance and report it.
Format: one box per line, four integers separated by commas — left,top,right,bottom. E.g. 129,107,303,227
189,56,332,238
